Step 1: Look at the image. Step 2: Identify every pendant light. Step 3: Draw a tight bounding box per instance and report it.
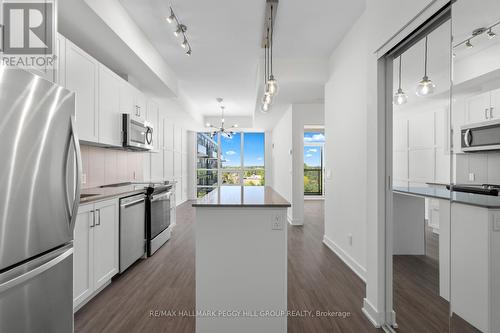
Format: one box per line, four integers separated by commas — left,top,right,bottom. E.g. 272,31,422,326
261,28,272,113
416,36,436,97
393,55,407,105
265,5,278,96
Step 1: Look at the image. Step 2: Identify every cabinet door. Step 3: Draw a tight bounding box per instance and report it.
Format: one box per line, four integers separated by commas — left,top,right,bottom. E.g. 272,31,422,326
465,92,490,124
119,80,135,115
174,126,183,153
93,199,119,290
490,88,500,120
164,149,174,180
73,204,94,309
135,90,147,121
146,101,160,150
98,65,122,147
151,151,164,181
164,120,174,151
66,40,99,143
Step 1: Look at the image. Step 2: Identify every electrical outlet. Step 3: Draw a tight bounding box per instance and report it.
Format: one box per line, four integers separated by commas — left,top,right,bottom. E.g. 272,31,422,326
272,215,283,230
469,173,475,182
81,173,87,185
348,233,353,246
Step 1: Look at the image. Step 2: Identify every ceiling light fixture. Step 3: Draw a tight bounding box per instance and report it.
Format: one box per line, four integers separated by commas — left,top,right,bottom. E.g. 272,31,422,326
453,21,500,49
166,6,192,56
416,36,436,97
487,28,496,39
393,55,407,105
206,98,238,138
260,0,279,113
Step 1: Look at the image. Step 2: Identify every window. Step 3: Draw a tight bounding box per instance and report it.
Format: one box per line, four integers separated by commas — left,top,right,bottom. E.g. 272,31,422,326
304,131,324,196
196,132,265,196
243,133,265,186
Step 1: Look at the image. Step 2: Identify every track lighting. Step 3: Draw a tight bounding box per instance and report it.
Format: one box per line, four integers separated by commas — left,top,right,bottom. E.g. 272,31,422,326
487,28,496,39
416,36,435,97
261,103,270,113
166,7,192,55
465,39,473,48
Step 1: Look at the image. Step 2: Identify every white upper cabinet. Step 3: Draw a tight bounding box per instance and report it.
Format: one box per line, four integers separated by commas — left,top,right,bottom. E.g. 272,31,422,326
65,39,99,143
98,65,122,147
490,88,500,121
164,120,174,151
135,90,147,121
146,101,160,150
119,80,135,116
465,92,491,124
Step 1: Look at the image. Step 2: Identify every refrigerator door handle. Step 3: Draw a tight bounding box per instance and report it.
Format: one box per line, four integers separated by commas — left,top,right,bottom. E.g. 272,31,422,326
0,247,73,294
68,115,82,233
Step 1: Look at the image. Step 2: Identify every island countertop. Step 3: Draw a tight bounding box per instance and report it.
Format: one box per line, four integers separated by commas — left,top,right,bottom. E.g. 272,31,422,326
192,186,291,208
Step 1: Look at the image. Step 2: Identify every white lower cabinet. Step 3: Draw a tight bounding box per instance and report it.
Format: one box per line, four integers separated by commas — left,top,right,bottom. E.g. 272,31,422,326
73,198,119,310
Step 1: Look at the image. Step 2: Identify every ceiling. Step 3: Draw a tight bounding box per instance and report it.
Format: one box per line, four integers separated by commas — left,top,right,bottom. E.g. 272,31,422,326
120,0,366,118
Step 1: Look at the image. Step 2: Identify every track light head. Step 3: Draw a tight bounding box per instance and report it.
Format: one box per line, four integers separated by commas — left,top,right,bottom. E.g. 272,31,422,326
174,24,187,37
166,9,175,23
181,37,188,49
487,28,496,39
186,48,192,56
465,39,473,48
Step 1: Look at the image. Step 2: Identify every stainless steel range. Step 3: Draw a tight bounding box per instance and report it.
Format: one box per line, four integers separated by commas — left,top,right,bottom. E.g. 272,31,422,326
146,183,175,256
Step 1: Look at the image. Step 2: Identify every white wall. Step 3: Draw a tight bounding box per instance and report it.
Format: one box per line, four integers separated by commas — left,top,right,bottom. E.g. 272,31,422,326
323,14,368,281
323,0,450,327
270,103,324,224
270,107,293,220
291,104,324,224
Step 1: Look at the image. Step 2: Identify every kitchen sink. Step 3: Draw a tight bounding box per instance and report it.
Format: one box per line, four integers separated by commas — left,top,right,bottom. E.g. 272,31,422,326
80,193,98,199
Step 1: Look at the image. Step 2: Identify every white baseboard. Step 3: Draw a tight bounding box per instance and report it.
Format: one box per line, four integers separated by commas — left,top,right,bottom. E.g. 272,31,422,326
362,298,384,328
322,235,366,282
287,216,303,226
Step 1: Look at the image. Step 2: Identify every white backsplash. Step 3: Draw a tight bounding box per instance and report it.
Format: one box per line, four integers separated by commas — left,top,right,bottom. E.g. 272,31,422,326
80,145,146,189
454,151,500,185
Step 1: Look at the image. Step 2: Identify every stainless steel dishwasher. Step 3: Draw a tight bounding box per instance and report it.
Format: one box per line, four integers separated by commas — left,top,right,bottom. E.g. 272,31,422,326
119,193,146,273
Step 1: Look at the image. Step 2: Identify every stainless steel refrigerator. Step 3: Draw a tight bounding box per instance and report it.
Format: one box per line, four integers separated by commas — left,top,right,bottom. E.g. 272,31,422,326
0,68,81,332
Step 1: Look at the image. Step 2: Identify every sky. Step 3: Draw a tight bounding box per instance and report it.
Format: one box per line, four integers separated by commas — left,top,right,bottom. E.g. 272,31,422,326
221,132,265,167
304,146,322,167
304,132,323,167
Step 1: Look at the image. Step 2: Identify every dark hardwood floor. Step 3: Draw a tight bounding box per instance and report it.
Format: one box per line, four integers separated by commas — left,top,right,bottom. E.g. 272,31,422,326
75,200,379,333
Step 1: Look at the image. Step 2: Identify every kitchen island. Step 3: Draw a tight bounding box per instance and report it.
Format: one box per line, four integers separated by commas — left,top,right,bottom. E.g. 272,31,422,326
193,186,291,333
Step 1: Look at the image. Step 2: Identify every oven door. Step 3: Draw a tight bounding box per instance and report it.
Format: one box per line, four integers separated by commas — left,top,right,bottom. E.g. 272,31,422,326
150,191,171,239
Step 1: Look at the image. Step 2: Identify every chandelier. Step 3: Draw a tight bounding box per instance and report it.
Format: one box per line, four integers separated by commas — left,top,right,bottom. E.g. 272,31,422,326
205,98,238,139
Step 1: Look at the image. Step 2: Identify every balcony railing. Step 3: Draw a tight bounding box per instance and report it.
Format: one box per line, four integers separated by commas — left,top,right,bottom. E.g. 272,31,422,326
304,168,323,195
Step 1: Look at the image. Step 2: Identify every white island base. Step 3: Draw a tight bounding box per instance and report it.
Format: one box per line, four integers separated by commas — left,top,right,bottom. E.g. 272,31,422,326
194,186,290,333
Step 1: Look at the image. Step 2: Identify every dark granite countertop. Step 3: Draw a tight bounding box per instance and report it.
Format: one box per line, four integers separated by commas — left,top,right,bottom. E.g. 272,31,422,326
192,186,291,208
393,186,500,209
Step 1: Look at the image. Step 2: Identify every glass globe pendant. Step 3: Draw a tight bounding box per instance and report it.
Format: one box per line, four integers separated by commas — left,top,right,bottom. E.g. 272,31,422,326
393,55,407,105
265,75,279,96
415,36,436,97
416,76,435,96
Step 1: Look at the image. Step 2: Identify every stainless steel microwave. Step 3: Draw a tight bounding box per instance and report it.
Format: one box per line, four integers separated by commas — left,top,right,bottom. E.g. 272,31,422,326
122,114,154,150
461,120,500,152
